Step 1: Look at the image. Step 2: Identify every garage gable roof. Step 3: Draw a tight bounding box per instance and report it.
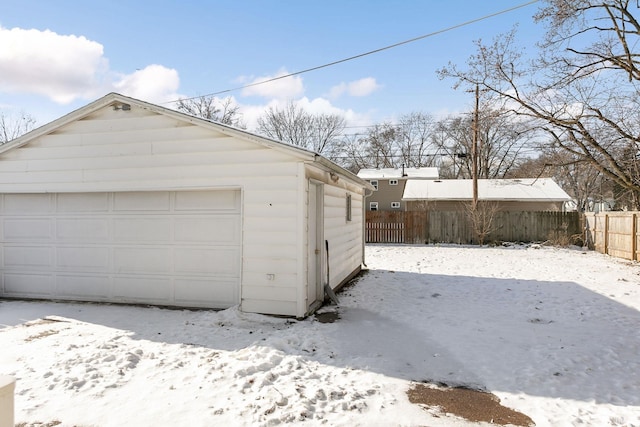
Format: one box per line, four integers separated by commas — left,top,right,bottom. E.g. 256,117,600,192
1,92,367,187
403,178,572,202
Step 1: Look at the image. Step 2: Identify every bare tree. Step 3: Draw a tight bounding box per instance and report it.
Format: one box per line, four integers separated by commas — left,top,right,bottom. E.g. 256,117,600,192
439,1,640,208
351,113,440,169
176,95,245,128
396,112,439,167
1,111,36,144
362,122,399,168
338,133,374,173
463,201,500,245
509,150,610,212
434,107,532,179
431,118,470,178
256,101,345,156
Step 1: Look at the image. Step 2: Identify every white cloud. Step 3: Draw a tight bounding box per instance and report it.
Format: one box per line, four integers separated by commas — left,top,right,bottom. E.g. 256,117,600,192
294,97,373,129
328,77,380,99
234,73,377,130
0,26,182,105
113,65,181,105
0,26,376,133
238,69,304,99
240,102,274,132
239,96,373,132
296,96,347,115
327,83,348,99
0,26,107,104
347,77,380,97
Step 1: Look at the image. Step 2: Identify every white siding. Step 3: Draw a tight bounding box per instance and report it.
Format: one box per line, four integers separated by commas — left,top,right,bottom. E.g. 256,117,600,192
0,98,368,317
0,109,296,193
304,165,365,315
0,104,303,316
322,184,364,290
240,176,300,316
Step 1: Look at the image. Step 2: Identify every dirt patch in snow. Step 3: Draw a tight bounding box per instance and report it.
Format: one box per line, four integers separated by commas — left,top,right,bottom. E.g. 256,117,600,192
16,421,62,427
407,383,535,426
314,311,340,323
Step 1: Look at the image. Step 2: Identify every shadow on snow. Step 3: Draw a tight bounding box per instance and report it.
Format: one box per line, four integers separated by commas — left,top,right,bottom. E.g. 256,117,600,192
1,257,638,408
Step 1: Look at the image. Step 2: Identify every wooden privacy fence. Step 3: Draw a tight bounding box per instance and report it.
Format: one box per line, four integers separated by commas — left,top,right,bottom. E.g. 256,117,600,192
366,210,581,244
584,211,640,260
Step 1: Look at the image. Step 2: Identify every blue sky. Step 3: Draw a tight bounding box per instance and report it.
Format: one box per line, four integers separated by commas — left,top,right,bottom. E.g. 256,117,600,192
0,0,543,131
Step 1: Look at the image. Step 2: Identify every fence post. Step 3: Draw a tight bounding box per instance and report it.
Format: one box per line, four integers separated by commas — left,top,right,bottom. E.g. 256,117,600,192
586,213,595,249
0,375,15,427
633,213,637,261
582,213,588,248
604,213,610,255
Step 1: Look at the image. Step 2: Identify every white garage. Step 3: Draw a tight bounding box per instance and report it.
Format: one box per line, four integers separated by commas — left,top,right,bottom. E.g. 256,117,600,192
1,190,241,308
0,93,371,317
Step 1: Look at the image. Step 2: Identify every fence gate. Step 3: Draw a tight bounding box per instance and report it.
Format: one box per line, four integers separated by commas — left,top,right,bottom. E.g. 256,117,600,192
365,211,427,244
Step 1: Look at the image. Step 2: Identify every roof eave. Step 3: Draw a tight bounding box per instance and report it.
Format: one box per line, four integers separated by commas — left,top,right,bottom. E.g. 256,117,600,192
0,92,127,155
315,155,375,190
0,92,318,162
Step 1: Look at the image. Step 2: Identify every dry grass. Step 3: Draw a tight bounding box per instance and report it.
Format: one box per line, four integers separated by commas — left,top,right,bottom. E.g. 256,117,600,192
407,383,535,426
16,421,62,427
24,329,59,342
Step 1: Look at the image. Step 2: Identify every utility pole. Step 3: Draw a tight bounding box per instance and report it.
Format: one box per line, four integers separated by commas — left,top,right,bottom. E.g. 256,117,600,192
472,83,480,210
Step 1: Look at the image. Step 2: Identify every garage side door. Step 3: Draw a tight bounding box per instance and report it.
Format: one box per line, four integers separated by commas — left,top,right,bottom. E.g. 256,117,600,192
0,190,241,308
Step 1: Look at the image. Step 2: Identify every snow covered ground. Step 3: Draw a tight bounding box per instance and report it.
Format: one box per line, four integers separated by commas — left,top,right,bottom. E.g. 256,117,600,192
1,244,640,426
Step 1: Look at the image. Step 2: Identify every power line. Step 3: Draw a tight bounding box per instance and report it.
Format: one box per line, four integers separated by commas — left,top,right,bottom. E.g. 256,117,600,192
168,0,539,104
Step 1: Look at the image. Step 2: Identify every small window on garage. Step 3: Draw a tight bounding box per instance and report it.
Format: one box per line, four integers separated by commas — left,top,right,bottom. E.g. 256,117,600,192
370,202,379,211
370,180,378,190
346,194,352,221
391,202,401,209
389,179,398,185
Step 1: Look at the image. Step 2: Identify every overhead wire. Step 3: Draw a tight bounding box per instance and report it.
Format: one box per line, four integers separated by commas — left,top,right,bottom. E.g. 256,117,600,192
166,0,539,104
168,1,544,162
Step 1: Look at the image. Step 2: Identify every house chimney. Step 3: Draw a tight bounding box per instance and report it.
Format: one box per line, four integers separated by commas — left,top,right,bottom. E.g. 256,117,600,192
402,163,407,177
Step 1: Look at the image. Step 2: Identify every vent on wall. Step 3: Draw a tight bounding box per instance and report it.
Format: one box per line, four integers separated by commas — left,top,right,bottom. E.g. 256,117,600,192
113,103,131,111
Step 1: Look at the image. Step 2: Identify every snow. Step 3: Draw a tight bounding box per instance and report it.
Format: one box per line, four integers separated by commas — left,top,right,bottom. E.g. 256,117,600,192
2,244,640,426
402,178,571,202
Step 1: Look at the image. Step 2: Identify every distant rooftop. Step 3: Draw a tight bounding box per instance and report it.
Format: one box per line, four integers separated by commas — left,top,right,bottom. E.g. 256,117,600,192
403,178,572,201
357,167,439,180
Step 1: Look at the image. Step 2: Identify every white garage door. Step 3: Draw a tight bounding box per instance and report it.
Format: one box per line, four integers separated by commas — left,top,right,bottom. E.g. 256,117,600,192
0,190,241,308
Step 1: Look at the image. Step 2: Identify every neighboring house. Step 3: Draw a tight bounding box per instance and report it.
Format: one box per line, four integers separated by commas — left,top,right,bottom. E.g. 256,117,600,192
403,178,572,211
0,93,373,318
357,166,439,211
